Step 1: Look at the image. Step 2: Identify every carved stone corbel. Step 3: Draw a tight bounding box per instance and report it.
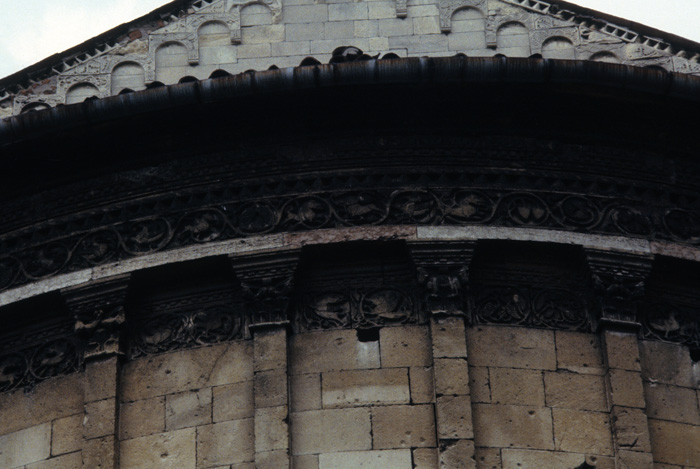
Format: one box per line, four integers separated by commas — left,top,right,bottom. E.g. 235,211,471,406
62,274,130,360
585,249,653,331
230,250,300,328
409,241,476,317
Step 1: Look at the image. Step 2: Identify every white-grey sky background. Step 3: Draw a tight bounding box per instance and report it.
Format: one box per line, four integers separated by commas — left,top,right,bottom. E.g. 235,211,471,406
1,0,699,79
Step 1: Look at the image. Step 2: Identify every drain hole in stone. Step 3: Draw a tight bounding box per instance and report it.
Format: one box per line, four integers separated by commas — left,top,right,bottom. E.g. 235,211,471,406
357,327,380,342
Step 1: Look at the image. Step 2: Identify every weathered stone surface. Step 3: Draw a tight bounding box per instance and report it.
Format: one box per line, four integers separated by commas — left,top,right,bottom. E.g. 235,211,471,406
121,341,253,401
648,419,700,466
319,449,411,468
604,331,642,372
544,372,607,411
293,454,319,469
120,428,195,469
552,408,614,456
372,404,436,449
291,330,380,375
82,435,117,469
292,408,371,455
254,329,287,372
291,373,321,412
84,398,117,439
380,325,431,367
52,413,83,456
413,447,438,469
197,419,255,467
431,317,468,358
491,368,544,407
474,447,501,469
436,395,473,439
26,451,82,469
322,368,409,407
120,396,165,440
608,369,645,409
256,449,290,468
439,439,475,469
616,450,654,469
611,406,652,453
165,388,212,431
0,423,51,468
555,331,605,375
639,340,698,387
469,366,490,404
473,404,553,450
434,358,470,396
501,449,590,469
255,406,288,452
86,357,119,402
645,382,700,424
467,326,556,370
255,369,287,408
410,366,434,404
213,381,254,423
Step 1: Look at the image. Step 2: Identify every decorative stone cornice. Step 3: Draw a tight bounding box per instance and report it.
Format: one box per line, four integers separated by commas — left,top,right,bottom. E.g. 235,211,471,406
62,274,130,360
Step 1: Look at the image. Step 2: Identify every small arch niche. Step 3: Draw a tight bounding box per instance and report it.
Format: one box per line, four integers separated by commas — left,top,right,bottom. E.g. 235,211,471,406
542,37,576,60
155,42,189,84
111,62,146,95
589,51,620,64
449,8,486,51
66,83,100,105
241,3,273,27
198,22,236,66
497,22,530,57
20,102,51,114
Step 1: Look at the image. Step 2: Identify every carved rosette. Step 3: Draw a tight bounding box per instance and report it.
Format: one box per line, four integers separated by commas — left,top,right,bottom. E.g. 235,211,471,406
62,274,130,360
585,249,653,331
409,241,476,317
231,250,300,327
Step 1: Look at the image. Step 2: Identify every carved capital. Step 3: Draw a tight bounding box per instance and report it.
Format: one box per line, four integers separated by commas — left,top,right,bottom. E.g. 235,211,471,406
409,241,476,317
231,250,300,328
62,274,130,360
585,249,653,331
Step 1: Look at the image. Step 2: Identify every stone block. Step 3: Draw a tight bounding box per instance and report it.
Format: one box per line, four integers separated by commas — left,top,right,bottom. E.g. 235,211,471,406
641,340,700,388
608,369,645,408
325,21,355,40
328,2,369,21
469,366,490,403
255,369,287,408
447,32,487,52
616,450,654,469
238,43,271,59
213,381,254,422
555,331,605,375
84,398,116,439
434,358,470,395
86,357,118,402
165,388,212,431
368,2,395,19
241,24,285,44
368,37,391,53
0,423,51,468
256,450,289,468
120,428,195,469
291,408,371,455
0,373,83,436
552,408,614,456
355,20,379,38
372,404,436,449
390,34,449,53
290,330,380,375
439,439,476,469
121,341,253,402
544,372,607,411
413,16,440,35
319,449,411,468
611,406,651,453
271,41,311,57
410,366,434,404
648,419,700,466
408,4,439,17
501,449,590,469
322,368,409,407
254,328,287,372
467,326,556,371
491,368,544,406
604,331,641,371
473,404,553,450
474,447,501,469
82,435,117,469
431,317,467,358
380,325,431,367
284,4,329,23
436,395,473,439
309,38,370,55
286,23,325,42
294,454,319,469
197,419,255,467
26,451,82,469
378,18,414,37
644,382,700,425
413,448,438,468
51,413,83,456
291,373,321,412
255,406,288,452
119,396,165,440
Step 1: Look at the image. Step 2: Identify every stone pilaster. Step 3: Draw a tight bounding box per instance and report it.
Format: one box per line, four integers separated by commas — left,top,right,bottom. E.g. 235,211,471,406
62,274,130,469
585,249,655,469
410,241,476,469
231,250,300,469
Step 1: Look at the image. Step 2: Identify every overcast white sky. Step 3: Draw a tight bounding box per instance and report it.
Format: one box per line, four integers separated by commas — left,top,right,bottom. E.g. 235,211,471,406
1,0,699,79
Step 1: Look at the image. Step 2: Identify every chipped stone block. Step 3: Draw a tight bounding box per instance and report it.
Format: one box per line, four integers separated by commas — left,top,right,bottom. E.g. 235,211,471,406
290,330,380,375
322,368,409,407
372,404,436,449
0,423,51,468
413,447,438,469
120,428,195,469
197,419,255,467
431,317,467,358
491,368,544,407
552,408,614,456
467,326,556,371
410,366,435,404
434,358,470,395
84,398,117,439
555,331,605,375
648,418,700,466
291,408,371,455
436,395,473,439
439,439,475,469
380,325,431,367
319,449,411,468
644,382,700,425
51,413,83,456
255,406,288,452
604,331,642,372
611,406,652,453
254,328,287,372
165,388,212,431
473,404,553,450
255,369,287,408
544,372,607,411
213,381,254,423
